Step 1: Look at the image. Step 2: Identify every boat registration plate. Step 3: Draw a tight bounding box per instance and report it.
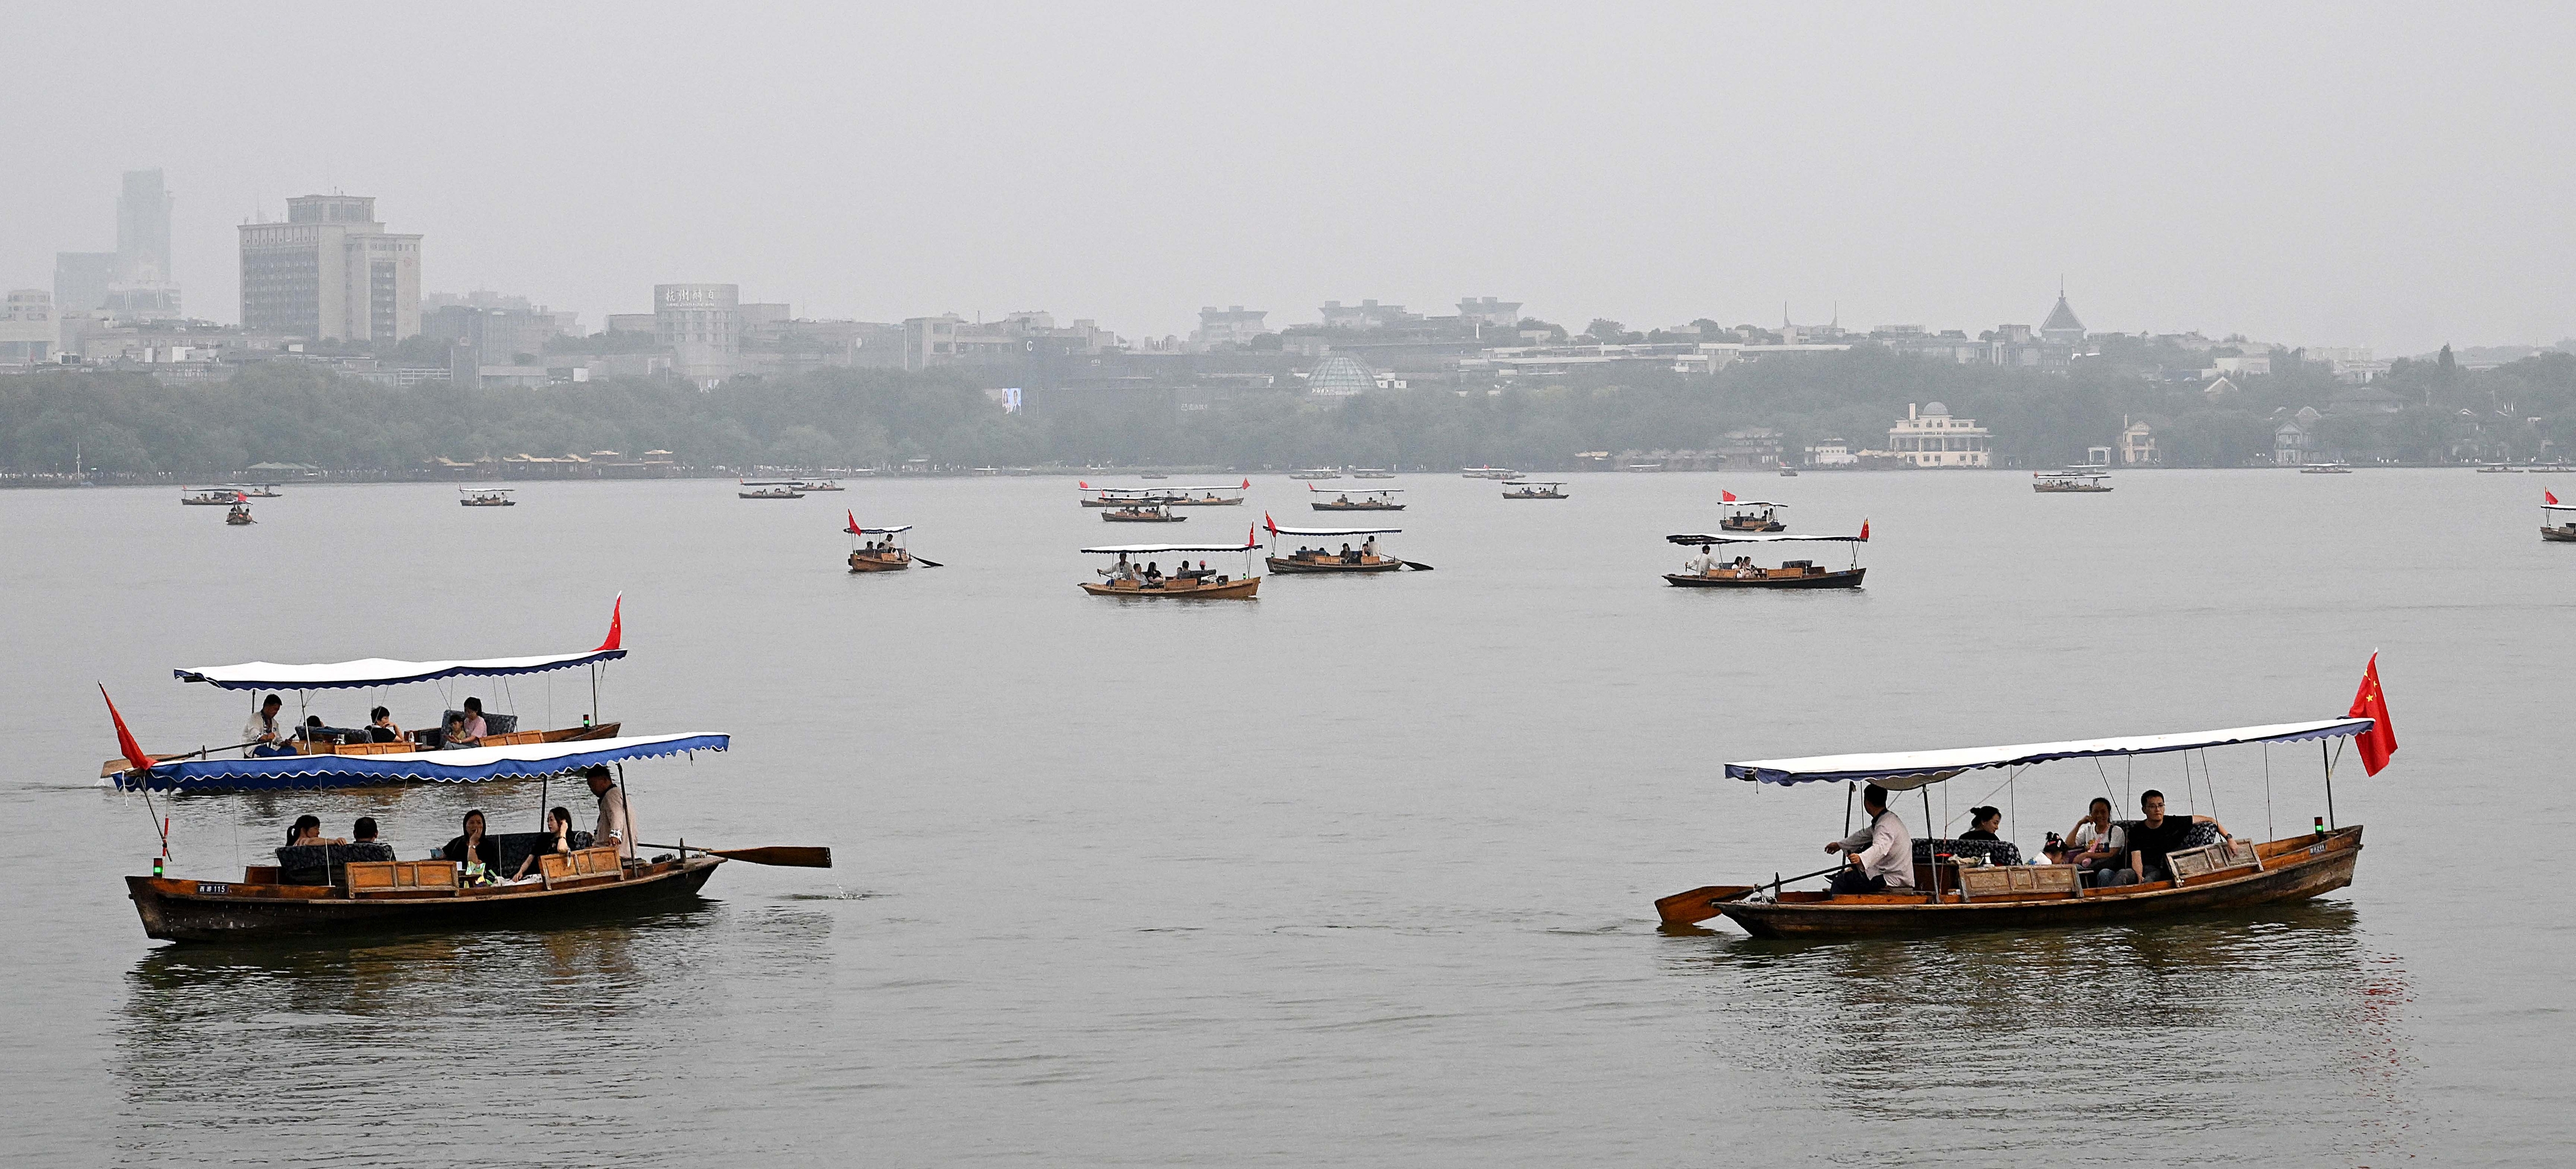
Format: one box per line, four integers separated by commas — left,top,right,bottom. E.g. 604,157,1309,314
2306,844,2325,857
196,883,229,895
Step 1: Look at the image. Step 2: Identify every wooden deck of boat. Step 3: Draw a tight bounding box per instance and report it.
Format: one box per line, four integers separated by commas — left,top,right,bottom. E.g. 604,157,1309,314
1266,555,1403,573
848,551,912,571
1664,567,1864,589
1080,576,1259,598
1659,827,2361,938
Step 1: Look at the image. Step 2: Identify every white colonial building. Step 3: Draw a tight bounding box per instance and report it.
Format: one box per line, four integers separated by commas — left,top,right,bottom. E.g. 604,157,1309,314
1886,401,1991,468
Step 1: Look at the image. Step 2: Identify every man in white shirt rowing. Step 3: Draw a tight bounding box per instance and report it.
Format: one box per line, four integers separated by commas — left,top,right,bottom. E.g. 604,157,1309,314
1823,783,1914,894
1683,543,1717,576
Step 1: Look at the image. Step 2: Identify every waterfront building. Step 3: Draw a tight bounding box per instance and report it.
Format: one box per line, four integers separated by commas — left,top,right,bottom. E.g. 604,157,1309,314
238,195,422,341
2274,407,2322,466
1804,439,1858,468
1318,299,1416,330
655,283,740,384
2040,287,2085,347
1886,401,1991,468
2120,419,2158,466
1,289,56,366
1455,297,1522,327
1192,305,1270,350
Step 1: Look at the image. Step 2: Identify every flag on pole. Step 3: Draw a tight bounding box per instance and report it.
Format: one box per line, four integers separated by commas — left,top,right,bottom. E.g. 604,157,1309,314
596,593,624,652
99,684,154,775
1722,490,1737,502
846,509,860,533
2345,653,2398,775
1263,511,1278,535
1078,480,1089,490
1859,518,1871,541
1240,478,1250,489
2549,491,2561,506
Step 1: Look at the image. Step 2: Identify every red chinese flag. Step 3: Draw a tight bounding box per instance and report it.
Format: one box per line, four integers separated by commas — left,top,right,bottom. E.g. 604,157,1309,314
1239,478,1250,489
1859,518,1871,542
1078,480,1090,489
1721,490,1737,502
846,509,860,533
99,685,154,775
1263,511,1278,535
2346,653,2398,775
2550,491,2561,506
1245,523,1258,547
596,593,624,652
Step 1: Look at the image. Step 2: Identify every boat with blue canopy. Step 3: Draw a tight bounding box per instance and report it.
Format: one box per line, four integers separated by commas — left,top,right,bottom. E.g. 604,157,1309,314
1656,710,2382,938
1665,528,1868,589
1261,515,1426,573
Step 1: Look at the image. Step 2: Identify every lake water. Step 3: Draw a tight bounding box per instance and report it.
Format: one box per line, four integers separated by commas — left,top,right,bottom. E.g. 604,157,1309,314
2,470,2564,1166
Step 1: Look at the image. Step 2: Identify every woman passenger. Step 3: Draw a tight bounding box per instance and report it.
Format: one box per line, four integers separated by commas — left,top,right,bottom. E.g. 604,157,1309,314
1960,806,2002,842
367,706,402,744
2068,797,2132,886
510,806,579,880
442,809,502,885
284,814,341,848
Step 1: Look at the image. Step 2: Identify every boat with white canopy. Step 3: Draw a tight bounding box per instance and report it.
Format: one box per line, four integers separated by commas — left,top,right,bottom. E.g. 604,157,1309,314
1103,502,1187,523
1715,495,1785,531
2035,470,2112,493
1665,527,1868,589
1460,466,1518,479
2544,495,2576,542
107,599,632,777
1081,532,1262,598
459,488,516,507
1309,485,1405,511
1166,479,1251,506
1262,514,1428,573
182,487,245,506
1657,709,2383,937
1289,468,1341,480
845,513,925,571
1076,482,1177,508
226,483,283,498
739,483,804,499
1502,480,1567,500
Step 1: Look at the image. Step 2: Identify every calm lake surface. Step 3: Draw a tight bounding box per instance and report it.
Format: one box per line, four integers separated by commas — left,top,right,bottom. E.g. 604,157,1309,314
3,470,2566,1166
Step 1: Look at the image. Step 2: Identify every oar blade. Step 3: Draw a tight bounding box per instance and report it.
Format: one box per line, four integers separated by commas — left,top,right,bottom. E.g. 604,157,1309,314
714,845,833,868
1401,560,1435,571
1655,884,1752,927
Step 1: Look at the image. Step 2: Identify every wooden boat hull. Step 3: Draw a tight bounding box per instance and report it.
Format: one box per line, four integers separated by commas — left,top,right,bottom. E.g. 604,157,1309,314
739,491,804,499
1718,519,1784,531
1080,576,1260,598
848,551,913,571
2543,527,2576,542
1168,499,1243,507
1665,568,1864,589
1311,502,1405,511
459,499,516,506
182,498,236,506
1102,513,1186,522
1681,829,2361,939
1503,493,1566,500
2034,484,2113,493
225,515,255,525
128,856,724,942
1266,556,1403,573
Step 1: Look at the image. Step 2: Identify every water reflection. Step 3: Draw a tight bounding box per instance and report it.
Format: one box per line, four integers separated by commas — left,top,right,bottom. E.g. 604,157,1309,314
1659,902,2416,1163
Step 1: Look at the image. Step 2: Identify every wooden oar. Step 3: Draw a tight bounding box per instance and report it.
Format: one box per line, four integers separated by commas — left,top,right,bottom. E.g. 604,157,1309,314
641,843,831,868
911,555,944,568
1400,560,1436,571
1654,862,1848,926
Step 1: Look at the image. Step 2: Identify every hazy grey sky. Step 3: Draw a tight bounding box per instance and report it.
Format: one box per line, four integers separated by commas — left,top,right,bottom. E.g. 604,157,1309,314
8,3,2571,354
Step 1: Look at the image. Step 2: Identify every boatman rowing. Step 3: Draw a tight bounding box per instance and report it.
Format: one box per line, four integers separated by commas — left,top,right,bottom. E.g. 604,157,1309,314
1823,783,1913,895
586,765,634,861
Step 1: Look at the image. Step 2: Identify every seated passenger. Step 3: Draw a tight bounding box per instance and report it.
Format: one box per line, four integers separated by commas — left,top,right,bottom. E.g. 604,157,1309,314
1144,561,1164,584
1824,784,1913,894
1339,542,1356,564
283,814,345,848
243,693,296,757
2067,797,2134,886
1959,806,2002,842
1734,556,1758,578
452,697,489,746
366,706,403,743
2039,837,2069,865
441,809,503,885
2126,789,2228,883
511,806,580,879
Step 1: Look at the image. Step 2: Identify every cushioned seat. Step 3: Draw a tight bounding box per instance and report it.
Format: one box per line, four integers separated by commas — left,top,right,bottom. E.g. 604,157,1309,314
484,830,595,877
274,842,397,886
1913,837,2024,866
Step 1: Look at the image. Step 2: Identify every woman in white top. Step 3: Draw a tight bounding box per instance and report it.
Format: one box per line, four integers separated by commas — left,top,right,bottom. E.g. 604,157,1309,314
2067,797,2130,882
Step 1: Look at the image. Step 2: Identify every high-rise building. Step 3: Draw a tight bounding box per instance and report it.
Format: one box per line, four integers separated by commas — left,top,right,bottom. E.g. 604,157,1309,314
238,195,422,341
53,169,182,321
54,252,116,316
654,283,741,383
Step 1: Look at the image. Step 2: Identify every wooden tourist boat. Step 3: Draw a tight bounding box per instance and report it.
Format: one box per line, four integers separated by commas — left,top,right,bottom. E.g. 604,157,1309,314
845,515,929,571
1103,503,1187,522
1077,484,1176,508
1261,515,1427,573
2543,497,2576,542
459,488,516,507
225,504,256,525
100,598,638,784
797,479,844,491
1461,466,1518,479
1309,485,1405,511
227,483,284,498
1655,710,2387,939
183,487,245,506
100,728,827,942
2035,470,2113,493
1352,469,1397,479
1663,526,1868,589
1502,480,1568,500
739,480,806,499
1289,468,1342,480
2477,464,2522,473
1080,535,1262,598
1166,480,1251,506
2298,462,2351,474
1716,495,1785,531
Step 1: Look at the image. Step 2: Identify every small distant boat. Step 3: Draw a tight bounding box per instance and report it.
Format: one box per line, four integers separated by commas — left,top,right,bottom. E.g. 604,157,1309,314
2544,497,2576,543
1262,516,1422,573
1289,468,1341,480
1081,537,1262,599
459,488,516,507
1716,497,1785,531
1502,480,1568,500
1460,466,1518,479
796,479,844,491
846,519,918,572
1166,480,1251,506
1140,472,1169,480
1103,504,1187,523
182,487,244,506
1077,484,1175,508
1309,485,1405,511
2477,464,2523,473
2528,465,2576,473
2034,470,2113,493
226,483,284,498
225,504,256,526
1663,529,1866,589
739,485,805,500
1777,464,1799,477
2298,463,2352,475
1352,469,1397,479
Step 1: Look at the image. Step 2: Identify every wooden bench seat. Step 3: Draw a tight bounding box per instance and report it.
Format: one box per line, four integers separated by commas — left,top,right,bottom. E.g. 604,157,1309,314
346,859,460,892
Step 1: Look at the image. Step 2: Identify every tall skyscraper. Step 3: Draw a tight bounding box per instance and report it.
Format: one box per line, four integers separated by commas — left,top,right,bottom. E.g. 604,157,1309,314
238,195,422,341
116,170,173,285
54,167,182,320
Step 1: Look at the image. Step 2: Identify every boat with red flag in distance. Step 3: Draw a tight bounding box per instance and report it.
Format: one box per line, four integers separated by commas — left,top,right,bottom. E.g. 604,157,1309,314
1665,524,1869,589
1262,513,1429,573
101,598,634,780
1656,662,2397,938
2543,492,2576,542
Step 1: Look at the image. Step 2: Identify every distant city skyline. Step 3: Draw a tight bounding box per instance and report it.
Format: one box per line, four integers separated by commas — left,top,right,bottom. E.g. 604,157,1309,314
6,5,2573,355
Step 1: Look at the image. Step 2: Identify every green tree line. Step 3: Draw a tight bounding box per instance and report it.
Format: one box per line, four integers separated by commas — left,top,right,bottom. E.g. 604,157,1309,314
8,347,2575,475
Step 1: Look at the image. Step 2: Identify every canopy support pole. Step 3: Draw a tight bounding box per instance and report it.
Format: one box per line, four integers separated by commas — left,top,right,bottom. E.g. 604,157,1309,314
1843,781,1855,838
1922,786,1939,904
2322,739,2340,830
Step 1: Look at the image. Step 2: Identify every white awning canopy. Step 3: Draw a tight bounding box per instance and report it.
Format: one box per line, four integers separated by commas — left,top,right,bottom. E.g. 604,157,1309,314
1721,500,1783,508
1725,718,2374,788
1666,533,1864,545
1082,542,1258,555
176,649,627,691
844,524,913,534
1309,485,1402,493
1267,526,1401,537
